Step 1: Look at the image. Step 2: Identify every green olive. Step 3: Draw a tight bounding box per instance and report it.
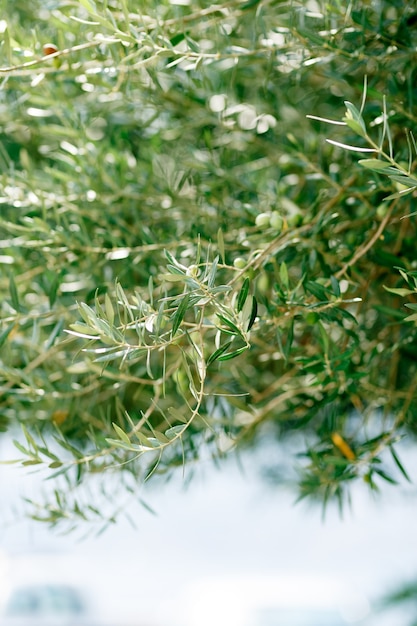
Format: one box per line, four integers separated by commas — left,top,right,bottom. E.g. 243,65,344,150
270,211,283,232
233,257,247,269
255,212,271,227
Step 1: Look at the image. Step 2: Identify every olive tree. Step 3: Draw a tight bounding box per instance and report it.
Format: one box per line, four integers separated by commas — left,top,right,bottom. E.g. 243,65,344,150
1,0,417,531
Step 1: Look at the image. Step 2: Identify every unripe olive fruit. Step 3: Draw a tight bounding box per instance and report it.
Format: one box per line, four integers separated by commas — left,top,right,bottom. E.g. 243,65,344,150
175,370,189,395
287,212,303,227
376,204,388,218
257,272,269,295
255,212,271,228
233,257,247,269
270,211,283,232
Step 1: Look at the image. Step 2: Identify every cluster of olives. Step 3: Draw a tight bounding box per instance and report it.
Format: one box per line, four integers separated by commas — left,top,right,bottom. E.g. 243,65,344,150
254,211,284,231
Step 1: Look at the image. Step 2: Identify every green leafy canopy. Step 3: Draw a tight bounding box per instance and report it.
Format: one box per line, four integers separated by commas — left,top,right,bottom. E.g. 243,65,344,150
1,0,417,531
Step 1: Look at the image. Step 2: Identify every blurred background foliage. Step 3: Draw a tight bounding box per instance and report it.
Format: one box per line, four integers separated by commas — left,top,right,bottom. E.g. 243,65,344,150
1,0,417,529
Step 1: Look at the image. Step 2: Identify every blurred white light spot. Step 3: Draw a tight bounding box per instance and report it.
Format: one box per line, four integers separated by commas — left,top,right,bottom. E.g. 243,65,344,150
238,105,258,130
209,94,227,113
60,141,79,156
106,249,130,261
260,31,286,47
61,280,89,292
86,189,97,202
27,191,40,204
0,255,13,264
0,20,7,33
26,107,52,118
340,279,349,294
86,117,107,141
256,114,277,134
30,73,45,87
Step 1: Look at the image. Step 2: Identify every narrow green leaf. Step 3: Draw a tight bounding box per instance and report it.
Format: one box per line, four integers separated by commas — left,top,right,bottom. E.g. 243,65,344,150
217,228,225,264
207,341,233,366
358,159,392,171
49,461,63,469
166,264,186,276
343,101,367,137
247,296,258,331
330,276,340,297
105,438,150,452
48,272,61,308
172,293,189,336
305,280,328,300
388,174,417,188
53,437,83,458
280,262,289,289
112,422,131,444
283,318,294,361
344,118,366,137
134,431,153,447
0,323,15,348
22,425,37,449
9,275,20,312
116,282,135,323
373,467,398,485
165,425,185,439
79,302,98,325
240,0,262,9
78,0,97,12
138,498,157,516
389,446,411,482
218,345,248,361
217,314,241,335
13,440,30,455
383,286,414,296
237,277,250,312
374,305,406,320
164,249,186,271
45,319,64,351
384,186,417,201
207,256,219,289
160,273,185,282
167,407,189,424
146,349,154,379
105,293,115,326
318,321,329,353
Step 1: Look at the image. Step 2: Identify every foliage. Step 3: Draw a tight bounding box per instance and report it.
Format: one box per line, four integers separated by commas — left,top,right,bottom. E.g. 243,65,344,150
1,0,417,530
379,577,417,626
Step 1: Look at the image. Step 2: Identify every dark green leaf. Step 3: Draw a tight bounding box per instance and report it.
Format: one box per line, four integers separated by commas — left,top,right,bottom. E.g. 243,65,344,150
217,314,241,335
218,346,249,361
237,277,250,312
389,446,411,482
172,293,189,336
247,296,258,331
207,342,233,366
9,275,20,312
